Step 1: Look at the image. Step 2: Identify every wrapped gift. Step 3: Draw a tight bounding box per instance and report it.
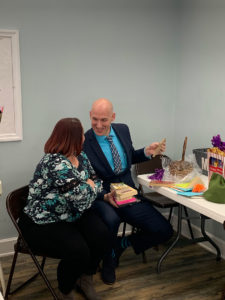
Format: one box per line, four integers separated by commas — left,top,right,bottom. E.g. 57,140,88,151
208,151,225,181
207,135,225,182
110,182,137,201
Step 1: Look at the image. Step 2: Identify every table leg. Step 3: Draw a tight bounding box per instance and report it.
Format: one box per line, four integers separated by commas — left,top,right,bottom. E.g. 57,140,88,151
157,204,183,273
157,206,222,274
200,215,221,260
222,223,225,300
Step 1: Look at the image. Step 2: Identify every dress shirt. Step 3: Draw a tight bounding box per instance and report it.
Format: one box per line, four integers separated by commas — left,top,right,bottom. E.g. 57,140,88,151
94,127,127,172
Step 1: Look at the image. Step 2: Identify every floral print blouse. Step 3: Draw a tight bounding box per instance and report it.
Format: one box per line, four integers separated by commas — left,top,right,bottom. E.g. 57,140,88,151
24,151,102,224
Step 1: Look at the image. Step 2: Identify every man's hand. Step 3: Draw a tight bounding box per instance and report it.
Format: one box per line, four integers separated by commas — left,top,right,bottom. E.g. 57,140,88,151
103,190,119,208
145,140,166,157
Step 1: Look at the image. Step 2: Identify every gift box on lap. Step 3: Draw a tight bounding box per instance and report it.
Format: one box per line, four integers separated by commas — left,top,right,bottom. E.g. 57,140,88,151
110,183,138,206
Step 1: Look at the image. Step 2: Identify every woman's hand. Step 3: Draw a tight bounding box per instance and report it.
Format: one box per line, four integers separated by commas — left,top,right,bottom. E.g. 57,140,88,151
86,179,95,190
104,190,118,208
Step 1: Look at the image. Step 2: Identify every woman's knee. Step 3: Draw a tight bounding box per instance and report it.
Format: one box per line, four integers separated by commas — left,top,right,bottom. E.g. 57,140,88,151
90,220,112,251
60,238,90,260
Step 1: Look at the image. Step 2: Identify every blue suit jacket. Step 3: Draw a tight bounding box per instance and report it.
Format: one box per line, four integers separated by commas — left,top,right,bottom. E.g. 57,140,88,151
83,123,149,199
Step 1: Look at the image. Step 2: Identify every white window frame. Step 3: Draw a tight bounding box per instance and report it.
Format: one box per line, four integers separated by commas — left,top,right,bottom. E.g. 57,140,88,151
0,30,23,142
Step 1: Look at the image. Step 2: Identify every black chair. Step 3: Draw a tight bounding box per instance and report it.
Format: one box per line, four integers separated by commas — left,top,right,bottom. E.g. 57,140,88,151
120,222,147,263
135,155,194,239
5,185,59,300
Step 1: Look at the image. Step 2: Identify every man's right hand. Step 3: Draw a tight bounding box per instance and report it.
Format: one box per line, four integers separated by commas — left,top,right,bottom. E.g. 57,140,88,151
103,190,119,208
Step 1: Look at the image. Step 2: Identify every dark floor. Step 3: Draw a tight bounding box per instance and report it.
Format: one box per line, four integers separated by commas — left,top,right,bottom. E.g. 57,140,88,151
1,239,225,300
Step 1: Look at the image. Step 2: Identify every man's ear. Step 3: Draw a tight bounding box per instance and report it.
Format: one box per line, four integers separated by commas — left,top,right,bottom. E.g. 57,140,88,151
112,112,116,121
89,111,92,119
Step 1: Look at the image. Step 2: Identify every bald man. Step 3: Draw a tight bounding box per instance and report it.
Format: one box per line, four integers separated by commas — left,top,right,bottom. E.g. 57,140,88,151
83,98,173,284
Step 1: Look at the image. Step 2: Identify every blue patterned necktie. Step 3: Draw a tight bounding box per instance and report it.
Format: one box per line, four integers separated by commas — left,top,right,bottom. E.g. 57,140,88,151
106,135,122,174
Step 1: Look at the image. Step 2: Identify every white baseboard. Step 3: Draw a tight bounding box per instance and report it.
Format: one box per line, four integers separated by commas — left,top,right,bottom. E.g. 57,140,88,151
1,215,225,260
0,237,17,258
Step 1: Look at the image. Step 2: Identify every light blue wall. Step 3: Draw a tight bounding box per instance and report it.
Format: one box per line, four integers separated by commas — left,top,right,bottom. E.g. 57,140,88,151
2,0,225,242
0,0,177,238
176,0,225,155
176,0,225,237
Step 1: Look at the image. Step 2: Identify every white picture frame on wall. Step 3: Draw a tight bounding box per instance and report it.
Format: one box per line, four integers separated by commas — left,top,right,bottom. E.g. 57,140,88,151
0,30,23,142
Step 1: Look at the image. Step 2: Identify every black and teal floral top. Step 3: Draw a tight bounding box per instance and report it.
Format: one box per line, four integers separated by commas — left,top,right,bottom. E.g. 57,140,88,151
24,151,102,224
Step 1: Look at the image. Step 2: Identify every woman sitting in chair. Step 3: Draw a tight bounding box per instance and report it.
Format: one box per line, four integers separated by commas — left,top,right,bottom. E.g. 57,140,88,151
19,118,111,300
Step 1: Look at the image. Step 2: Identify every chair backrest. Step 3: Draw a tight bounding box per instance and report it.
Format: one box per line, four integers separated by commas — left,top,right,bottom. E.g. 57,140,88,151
5,185,58,299
6,185,29,232
135,155,166,176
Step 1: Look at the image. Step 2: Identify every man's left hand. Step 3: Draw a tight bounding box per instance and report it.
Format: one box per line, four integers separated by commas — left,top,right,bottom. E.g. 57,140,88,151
145,141,166,157
103,190,119,208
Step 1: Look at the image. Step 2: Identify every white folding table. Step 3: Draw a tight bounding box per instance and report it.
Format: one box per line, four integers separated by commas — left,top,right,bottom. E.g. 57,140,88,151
137,174,223,272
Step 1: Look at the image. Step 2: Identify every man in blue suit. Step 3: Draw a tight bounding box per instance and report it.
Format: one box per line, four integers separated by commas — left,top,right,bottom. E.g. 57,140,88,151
83,98,173,284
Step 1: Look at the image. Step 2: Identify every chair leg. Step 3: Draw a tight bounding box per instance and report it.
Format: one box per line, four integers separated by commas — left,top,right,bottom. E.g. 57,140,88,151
168,207,173,222
183,207,194,240
28,252,58,300
5,253,46,298
5,253,58,300
122,222,127,237
5,249,19,299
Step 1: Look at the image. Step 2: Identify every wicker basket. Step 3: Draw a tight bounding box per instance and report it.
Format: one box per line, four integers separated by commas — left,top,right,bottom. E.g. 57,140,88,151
169,160,193,178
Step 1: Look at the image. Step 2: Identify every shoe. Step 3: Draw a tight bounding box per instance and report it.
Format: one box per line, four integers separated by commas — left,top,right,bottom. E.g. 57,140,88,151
101,254,116,285
76,274,101,300
58,289,76,300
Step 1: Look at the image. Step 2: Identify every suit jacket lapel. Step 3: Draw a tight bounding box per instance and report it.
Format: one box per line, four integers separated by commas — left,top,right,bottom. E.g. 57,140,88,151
112,124,131,168
88,129,114,174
